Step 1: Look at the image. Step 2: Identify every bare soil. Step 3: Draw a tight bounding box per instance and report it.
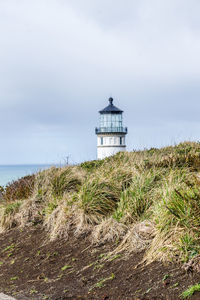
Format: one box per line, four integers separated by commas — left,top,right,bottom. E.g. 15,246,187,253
0,226,200,300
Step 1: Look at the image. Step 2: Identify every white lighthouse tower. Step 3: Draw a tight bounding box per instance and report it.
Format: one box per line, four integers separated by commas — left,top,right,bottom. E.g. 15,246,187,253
95,97,127,160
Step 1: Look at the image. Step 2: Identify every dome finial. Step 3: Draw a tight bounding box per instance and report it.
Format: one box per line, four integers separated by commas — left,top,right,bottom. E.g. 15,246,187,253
109,97,113,105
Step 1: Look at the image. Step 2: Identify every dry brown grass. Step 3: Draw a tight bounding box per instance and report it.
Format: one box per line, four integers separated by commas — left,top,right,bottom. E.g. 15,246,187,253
109,221,155,257
91,217,128,245
2,175,35,203
1,141,200,263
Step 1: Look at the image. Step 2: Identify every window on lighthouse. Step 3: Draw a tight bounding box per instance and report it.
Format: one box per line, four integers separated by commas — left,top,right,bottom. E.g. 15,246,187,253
101,137,103,145
120,137,122,145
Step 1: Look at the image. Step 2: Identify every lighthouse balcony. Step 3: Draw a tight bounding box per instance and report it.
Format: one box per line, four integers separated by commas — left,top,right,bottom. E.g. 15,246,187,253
95,127,128,134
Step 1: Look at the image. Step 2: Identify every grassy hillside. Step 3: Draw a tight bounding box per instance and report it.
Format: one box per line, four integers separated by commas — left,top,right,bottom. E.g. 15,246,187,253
1,141,200,265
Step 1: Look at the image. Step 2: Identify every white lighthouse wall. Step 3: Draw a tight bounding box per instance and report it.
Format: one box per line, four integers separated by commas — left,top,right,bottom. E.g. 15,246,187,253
97,146,126,159
97,135,126,159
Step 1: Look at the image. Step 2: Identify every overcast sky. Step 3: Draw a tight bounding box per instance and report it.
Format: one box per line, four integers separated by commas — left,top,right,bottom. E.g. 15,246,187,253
1,0,200,164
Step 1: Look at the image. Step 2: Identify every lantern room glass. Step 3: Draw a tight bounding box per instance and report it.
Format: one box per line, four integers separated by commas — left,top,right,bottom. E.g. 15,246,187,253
100,113,123,130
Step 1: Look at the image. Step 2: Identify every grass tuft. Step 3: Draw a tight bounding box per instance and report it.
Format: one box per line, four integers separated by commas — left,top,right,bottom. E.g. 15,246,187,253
181,283,200,298
78,179,121,217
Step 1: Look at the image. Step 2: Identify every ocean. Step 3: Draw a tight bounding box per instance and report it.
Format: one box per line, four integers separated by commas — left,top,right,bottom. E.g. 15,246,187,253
0,164,54,187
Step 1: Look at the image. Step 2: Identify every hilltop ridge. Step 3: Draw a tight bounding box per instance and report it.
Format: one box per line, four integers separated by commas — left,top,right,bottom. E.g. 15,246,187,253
0,142,200,299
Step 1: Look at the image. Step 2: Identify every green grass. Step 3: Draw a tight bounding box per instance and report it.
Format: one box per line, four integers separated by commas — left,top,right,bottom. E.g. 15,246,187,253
108,254,121,261
80,159,105,172
51,167,82,197
2,244,15,252
10,276,18,281
79,179,121,216
4,202,21,215
92,273,115,289
181,283,200,298
61,265,72,271
113,170,160,223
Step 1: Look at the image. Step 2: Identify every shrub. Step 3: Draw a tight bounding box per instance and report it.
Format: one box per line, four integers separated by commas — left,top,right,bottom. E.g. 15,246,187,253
3,175,35,202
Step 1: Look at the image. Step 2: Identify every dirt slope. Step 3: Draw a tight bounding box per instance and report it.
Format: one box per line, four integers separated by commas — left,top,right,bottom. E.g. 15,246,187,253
0,226,200,300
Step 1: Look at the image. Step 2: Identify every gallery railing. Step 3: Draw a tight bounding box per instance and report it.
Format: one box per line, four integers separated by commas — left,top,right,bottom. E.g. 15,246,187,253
95,127,128,134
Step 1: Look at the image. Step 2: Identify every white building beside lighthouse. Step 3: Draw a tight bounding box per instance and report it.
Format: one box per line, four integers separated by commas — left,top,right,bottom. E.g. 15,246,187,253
95,97,127,160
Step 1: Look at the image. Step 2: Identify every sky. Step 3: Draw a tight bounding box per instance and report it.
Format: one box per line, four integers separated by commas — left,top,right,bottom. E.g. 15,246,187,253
1,0,200,164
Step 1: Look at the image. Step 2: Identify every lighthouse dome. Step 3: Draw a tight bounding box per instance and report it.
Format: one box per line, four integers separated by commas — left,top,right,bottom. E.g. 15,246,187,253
99,98,123,114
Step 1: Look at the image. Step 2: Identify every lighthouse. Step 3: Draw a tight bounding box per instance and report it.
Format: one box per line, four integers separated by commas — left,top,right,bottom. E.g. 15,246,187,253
95,97,127,160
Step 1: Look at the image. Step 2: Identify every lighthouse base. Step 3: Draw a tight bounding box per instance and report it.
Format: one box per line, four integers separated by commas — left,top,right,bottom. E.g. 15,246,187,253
97,145,126,160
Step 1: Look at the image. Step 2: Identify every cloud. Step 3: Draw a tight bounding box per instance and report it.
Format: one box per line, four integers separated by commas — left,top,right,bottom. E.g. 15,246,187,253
0,0,200,163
